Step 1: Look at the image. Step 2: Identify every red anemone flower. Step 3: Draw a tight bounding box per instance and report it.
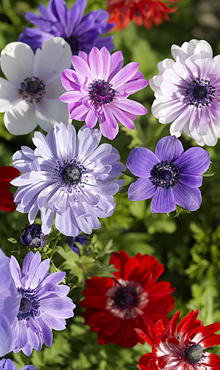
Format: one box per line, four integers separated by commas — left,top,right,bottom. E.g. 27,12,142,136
0,166,20,212
138,310,220,370
106,0,178,31
80,250,175,347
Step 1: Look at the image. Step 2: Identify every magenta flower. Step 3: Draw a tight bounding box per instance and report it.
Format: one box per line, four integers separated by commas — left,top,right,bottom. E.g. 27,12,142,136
127,136,210,213
10,251,75,356
59,46,148,139
150,39,220,146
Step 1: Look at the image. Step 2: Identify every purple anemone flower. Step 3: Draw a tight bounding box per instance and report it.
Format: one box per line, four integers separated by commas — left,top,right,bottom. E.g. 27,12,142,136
20,224,48,249
127,136,210,213
0,249,19,357
150,39,220,146
59,46,148,139
10,251,75,356
0,359,36,370
18,0,115,55
67,235,89,254
11,123,125,237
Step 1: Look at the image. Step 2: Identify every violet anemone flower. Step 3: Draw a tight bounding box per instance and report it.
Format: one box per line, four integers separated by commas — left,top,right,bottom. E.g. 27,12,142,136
127,136,210,213
11,123,125,237
0,249,20,357
18,0,115,54
0,359,36,370
0,38,71,135
59,46,148,139
10,251,75,356
150,39,220,146
20,224,48,249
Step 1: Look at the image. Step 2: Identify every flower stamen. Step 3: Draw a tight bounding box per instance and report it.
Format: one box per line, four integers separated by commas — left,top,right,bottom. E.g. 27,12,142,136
19,76,45,103
89,79,115,105
185,78,215,108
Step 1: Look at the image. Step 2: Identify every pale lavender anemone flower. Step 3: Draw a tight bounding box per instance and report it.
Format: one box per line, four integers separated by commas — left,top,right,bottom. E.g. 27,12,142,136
0,359,36,370
150,39,220,146
0,38,71,135
10,251,75,356
127,136,210,213
11,123,125,237
59,46,148,139
0,249,20,357
18,0,115,54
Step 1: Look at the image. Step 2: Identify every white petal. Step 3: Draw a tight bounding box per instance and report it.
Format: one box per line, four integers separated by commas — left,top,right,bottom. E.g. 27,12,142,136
4,101,37,135
33,38,72,83
35,99,70,132
0,78,20,112
1,42,34,84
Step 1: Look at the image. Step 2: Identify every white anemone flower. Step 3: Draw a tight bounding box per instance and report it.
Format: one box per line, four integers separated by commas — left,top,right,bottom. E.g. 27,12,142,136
0,38,72,135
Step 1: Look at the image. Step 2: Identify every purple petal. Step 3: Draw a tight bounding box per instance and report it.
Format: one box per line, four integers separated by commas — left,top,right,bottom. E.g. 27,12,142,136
151,187,176,213
179,174,202,188
173,183,202,211
174,147,210,175
0,314,12,356
127,147,159,177
112,99,148,116
128,177,155,201
111,62,139,89
155,136,184,162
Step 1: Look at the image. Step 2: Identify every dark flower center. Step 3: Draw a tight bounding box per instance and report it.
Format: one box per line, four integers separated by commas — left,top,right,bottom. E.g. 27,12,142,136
19,76,45,103
184,344,204,364
61,165,82,185
114,286,140,312
54,159,87,191
185,78,215,108
150,160,179,189
17,288,40,321
89,79,115,105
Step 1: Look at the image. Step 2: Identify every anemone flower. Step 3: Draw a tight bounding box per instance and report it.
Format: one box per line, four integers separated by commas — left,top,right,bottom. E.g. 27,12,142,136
11,123,125,237
18,0,115,54
138,310,220,370
0,249,20,357
0,38,71,135
106,0,178,31
0,359,36,370
60,46,148,139
10,251,75,356
150,39,220,146
20,224,48,249
80,250,175,347
127,135,210,213
0,166,20,212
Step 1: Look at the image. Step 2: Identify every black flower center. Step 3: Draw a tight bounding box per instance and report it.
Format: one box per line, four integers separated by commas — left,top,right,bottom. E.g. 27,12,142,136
17,288,40,321
150,160,179,189
185,78,215,108
19,76,45,103
54,159,87,192
61,165,82,185
184,344,204,364
89,79,115,105
114,286,140,312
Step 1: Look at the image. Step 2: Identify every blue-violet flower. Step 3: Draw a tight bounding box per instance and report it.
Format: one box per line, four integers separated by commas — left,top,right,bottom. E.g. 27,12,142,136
18,0,115,55
20,224,48,249
0,359,36,370
0,249,20,357
11,123,125,237
10,251,75,356
127,136,210,213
